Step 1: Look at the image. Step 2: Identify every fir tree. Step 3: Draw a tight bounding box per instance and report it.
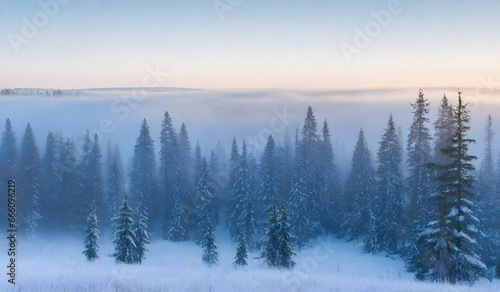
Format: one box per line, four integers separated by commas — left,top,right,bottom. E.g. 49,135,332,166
376,115,405,254
424,91,486,283
134,206,150,264
166,186,189,242
342,129,376,241
288,129,320,250
194,158,214,245
227,140,257,250
112,197,137,264
259,135,279,227
202,219,219,267
83,206,100,261
18,123,42,238
262,203,279,267
234,230,248,266
406,89,433,221
56,138,80,232
405,90,433,272
0,119,17,218
41,131,61,229
106,144,125,222
319,120,341,232
300,106,323,230
130,119,158,229
78,132,105,228
177,123,193,207
159,111,178,234
277,208,295,269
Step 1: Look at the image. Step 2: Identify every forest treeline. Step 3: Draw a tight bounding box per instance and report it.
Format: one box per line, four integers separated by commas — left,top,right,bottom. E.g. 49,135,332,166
0,89,498,283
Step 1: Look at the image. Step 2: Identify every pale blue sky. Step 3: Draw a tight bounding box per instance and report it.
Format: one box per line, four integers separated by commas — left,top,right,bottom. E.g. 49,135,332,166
1,0,499,90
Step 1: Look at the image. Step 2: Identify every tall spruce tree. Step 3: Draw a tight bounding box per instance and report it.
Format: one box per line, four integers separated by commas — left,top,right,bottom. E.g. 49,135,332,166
343,129,376,242
376,115,405,254
18,123,42,238
288,129,320,250
194,158,214,245
112,197,137,264
0,118,17,219
106,144,125,222
159,111,178,237
130,119,158,229
320,120,341,232
405,90,433,271
423,91,486,283
301,106,323,229
83,206,100,261
57,138,80,232
406,89,433,221
259,135,279,225
227,140,257,250
78,132,105,228
41,131,61,229
177,123,193,207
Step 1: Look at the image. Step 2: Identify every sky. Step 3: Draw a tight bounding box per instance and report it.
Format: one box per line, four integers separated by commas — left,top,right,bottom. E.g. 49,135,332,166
1,0,500,90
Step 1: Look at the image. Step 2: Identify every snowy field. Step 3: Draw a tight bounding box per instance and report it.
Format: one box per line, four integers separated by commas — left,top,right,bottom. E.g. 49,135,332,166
1,227,498,292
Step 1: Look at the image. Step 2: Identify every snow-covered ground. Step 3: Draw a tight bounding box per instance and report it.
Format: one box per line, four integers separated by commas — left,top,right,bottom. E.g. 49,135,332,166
1,226,498,292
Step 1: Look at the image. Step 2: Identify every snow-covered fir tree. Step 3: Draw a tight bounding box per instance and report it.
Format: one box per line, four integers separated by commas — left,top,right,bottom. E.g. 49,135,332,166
342,129,376,242
288,129,320,250
227,140,258,250
112,197,137,264
83,206,100,262
56,138,80,232
134,206,151,264
130,119,158,229
406,89,433,222
177,123,193,207
194,158,215,245
0,119,17,218
319,120,341,232
376,115,405,254
165,186,189,242
202,219,219,267
234,229,248,266
300,106,323,230
225,137,240,221
0,119,17,188
18,123,42,238
261,203,279,268
41,131,61,229
422,91,486,283
277,207,295,269
78,132,105,228
159,111,179,236
259,135,279,232
106,144,125,225
405,90,433,273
